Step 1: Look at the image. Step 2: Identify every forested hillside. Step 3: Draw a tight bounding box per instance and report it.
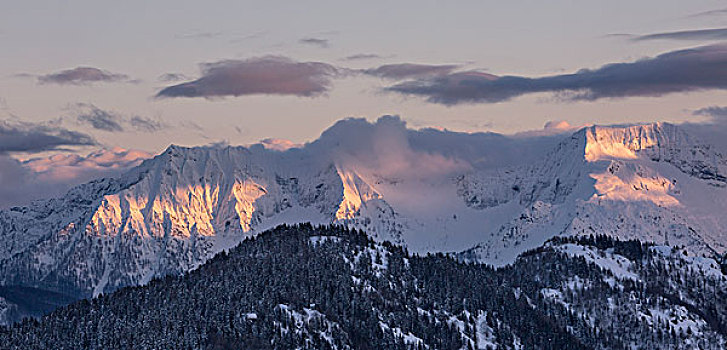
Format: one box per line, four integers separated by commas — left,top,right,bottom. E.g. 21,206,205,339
1,224,725,349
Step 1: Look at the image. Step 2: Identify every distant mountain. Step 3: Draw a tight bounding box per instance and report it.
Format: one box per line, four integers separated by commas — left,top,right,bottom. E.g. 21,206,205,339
1,224,724,349
1,118,727,325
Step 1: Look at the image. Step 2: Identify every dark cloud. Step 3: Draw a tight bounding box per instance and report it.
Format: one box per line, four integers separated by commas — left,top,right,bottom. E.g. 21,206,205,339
0,119,95,153
0,155,36,208
37,67,129,85
693,106,727,119
156,56,342,99
632,28,727,41
299,37,330,48
385,44,727,105
158,73,190,82
72,104,168,133
341,53,384,61
687,8,727,18
75,104,125,132
129,115,166,132
0,148,150,208
362,63,460,80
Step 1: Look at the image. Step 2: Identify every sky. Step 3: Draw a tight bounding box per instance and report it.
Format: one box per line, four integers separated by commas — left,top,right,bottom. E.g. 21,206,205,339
2,0,727,206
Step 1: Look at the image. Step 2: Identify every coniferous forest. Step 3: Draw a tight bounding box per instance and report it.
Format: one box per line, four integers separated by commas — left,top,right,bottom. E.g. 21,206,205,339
1,224,725,349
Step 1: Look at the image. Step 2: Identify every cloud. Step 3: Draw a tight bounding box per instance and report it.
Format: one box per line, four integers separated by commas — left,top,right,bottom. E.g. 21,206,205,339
385,44,727,105
129,115,166,132
176,31,222,40
513,120,587,138
299,37,330,48
37,67,129,85
75,104,125,132
308,116,471,180
543,120,573,130
678,114,727,156
0,118,112,206
70,103,167,133
156,56,343,99
0,147,150,208
0,116,570,208
229,31,268,43
687,8,727,18
341,53,384,61
24,147,150,182
693,106,727,119
257,138,302,151
604,33,636,39
632,28,727,41
0,119,95,153
362,63,460,80
0,155,41,208
305,116,567,183
158,73,190,82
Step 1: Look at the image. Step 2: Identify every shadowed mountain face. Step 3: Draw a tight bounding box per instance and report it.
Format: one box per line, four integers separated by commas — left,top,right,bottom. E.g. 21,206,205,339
1,118,727,325
1,224,725,349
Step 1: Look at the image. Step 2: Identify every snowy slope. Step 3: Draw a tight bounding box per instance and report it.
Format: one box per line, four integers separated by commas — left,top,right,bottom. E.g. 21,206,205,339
461,123,727,264
1,119,726,324
0,144,400,300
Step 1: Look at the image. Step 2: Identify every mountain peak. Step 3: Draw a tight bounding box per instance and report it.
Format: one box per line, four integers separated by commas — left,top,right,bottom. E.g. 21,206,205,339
576,122,685,161
570,122,727,184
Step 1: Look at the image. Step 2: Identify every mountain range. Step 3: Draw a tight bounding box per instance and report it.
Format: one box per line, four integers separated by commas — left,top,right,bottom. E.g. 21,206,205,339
1,117,726,326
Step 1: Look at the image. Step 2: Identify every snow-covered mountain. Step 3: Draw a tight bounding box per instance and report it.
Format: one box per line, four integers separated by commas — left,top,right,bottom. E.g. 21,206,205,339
1,117,726,325
460,123,727,263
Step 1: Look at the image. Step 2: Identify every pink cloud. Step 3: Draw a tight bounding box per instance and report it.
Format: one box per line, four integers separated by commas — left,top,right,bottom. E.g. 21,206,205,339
258,138,302,151
25,147,150,182
0,148,150,208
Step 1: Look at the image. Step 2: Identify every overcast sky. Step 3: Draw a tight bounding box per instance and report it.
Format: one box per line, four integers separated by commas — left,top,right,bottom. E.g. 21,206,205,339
1,1,727,154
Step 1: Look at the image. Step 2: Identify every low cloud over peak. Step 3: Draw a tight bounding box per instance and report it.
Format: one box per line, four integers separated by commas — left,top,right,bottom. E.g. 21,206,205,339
156,56,343,99
544,120,574,131
385,44,727,105
38,67,130,85
257,138,302,151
